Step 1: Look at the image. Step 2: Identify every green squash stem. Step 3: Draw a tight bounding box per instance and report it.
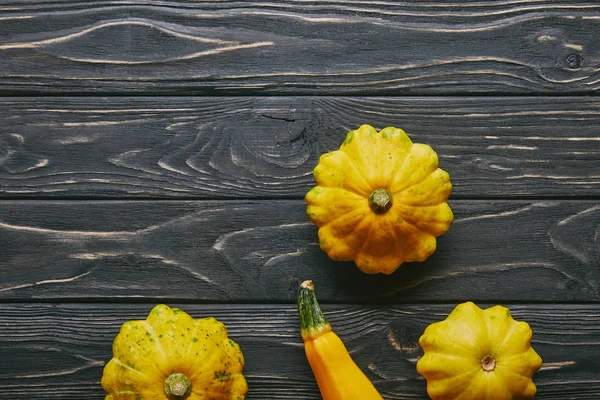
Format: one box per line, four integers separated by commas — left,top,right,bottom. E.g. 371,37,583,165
368,188,393,214
164,373,192,400
298,280,331,341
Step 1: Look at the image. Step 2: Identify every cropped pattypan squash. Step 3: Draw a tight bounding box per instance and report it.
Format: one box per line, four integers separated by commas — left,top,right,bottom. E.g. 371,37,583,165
306,124,453,274
102,304,247,400
417,302,542,400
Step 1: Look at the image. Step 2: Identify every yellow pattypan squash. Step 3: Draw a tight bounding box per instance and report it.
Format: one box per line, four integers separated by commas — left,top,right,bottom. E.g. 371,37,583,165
417,302,542,400
306,124,453,274
102,304,247,400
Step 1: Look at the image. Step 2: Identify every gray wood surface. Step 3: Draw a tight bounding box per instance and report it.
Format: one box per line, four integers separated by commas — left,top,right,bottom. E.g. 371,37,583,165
1,199,599,302
0,1,598,95
0,303,597,399
1,97,599,198
1,2,599,399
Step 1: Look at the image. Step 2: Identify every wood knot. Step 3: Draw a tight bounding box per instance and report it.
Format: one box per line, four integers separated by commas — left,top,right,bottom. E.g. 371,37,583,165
566,53,583,69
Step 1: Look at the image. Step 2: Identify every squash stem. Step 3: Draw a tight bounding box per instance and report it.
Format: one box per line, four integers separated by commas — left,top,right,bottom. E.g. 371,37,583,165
298,280,332,341
368,188,393,214
481,355,496,372
164,373,192,400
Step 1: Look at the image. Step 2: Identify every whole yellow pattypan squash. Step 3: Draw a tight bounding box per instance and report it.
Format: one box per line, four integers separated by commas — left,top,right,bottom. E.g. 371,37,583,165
102,304,247,400
306,124,453,274
417,302,543,400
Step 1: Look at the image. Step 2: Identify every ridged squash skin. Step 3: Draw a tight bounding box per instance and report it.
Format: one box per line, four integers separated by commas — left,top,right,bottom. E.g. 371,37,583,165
417,302,543,400
305,124,453,274
101,304,247,400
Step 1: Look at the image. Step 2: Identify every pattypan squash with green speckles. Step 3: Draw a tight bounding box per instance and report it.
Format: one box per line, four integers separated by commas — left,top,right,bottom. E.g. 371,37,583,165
102,304,247,400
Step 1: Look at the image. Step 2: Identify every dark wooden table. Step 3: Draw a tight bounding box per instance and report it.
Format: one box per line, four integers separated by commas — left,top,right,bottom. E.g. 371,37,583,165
1,2,599,399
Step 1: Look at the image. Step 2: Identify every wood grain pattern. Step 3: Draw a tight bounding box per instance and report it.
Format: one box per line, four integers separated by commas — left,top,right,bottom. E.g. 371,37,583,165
1,2,598,399
0,1,599,94
1,97,599,198
1,199,599,302
0,303,597,399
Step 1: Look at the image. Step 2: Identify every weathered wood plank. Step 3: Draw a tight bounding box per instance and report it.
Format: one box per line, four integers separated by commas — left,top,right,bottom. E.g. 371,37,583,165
0,2,598,94
1,97,599,198
1,200,599,302
0,303,597,399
